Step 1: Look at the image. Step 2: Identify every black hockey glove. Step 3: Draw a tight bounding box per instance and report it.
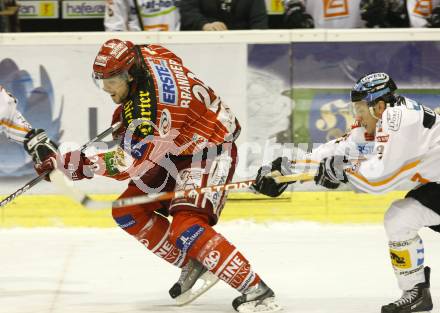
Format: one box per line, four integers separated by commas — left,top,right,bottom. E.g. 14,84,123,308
283,0,314,28
426,6,440,27
24,129,59,165
314,156,348,190
360,0,388,27
252,157,293,197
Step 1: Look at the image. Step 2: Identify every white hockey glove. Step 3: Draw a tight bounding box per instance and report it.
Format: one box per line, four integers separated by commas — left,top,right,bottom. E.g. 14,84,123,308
252,157,294,197
314,156,348,190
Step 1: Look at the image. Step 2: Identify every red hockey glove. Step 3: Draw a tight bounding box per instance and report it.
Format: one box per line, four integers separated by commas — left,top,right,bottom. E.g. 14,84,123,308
35,151,95,181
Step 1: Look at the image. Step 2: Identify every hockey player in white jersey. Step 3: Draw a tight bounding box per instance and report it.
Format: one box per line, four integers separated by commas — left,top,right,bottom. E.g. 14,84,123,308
0,85,58,166
104,0,180,31
253,72,440,313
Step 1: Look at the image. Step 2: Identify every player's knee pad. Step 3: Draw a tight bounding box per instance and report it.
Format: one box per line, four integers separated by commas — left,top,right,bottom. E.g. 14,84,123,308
388,235,425,290
384,199,420,241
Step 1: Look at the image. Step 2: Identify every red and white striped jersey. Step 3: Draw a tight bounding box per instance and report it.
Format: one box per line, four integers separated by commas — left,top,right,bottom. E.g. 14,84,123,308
96,44,241,180
0,86,32,143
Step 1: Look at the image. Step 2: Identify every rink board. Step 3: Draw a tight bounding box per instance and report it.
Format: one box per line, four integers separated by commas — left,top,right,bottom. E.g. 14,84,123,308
0,191,406,227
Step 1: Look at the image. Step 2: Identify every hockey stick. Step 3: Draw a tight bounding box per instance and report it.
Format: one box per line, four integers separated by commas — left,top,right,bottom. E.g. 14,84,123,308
0,122,121,208
273,172,315,184
45,170,315,210
111,171,316,209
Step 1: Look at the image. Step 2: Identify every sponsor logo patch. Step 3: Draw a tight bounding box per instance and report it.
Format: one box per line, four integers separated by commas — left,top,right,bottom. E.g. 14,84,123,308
147,58,178,106
376,134,389,142
357,143,374,155
390,249,412,269
360,72,388,84
94,55,108,67
203,250,221,270
114,214,136,229
413,0,433,17
159,109,171,136
387,109,402,131
110,42,128,60
323,0,349,18
176,225,205,253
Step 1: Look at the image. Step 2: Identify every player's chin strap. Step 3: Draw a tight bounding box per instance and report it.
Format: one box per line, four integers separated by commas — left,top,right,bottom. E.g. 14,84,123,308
39,170,316,211
0,122,122,208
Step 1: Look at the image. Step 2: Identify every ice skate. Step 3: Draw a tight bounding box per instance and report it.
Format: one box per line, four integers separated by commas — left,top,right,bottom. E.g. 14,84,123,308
169,259,219,306
232,281,282,312
381,267,433,313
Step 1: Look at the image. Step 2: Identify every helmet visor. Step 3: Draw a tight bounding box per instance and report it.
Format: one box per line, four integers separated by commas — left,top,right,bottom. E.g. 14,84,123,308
92,71,130,90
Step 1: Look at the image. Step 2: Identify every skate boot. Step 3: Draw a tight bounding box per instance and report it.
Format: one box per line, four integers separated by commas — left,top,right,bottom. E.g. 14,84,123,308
169,259,219,306
232,281,282,312
381,267,433,313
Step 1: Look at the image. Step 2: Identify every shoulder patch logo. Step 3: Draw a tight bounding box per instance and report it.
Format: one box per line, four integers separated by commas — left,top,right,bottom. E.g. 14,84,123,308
387,109,402,131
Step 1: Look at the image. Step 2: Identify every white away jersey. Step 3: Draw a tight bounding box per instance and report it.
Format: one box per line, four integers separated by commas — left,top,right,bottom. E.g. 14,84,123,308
104,0,180,31
407,0,440,27
308,96,440,194
0,86,32,143
305,0,364,28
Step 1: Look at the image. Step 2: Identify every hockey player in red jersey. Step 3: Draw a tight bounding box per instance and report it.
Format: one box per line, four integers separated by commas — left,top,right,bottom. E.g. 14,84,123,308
253,72,440,313
36,39,281,312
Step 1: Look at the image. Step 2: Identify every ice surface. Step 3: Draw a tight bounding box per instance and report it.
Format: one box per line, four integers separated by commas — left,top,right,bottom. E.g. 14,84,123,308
0,222,439,313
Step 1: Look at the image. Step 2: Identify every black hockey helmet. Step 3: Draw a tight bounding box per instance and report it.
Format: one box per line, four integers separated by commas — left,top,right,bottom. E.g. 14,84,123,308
350,72,397,106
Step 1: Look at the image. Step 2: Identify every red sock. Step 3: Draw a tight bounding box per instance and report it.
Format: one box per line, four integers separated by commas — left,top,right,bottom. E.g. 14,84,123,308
196,233,261,293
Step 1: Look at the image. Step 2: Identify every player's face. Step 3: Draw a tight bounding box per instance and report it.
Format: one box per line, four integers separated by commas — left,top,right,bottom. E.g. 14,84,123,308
102,74,131,104
353,101,378,135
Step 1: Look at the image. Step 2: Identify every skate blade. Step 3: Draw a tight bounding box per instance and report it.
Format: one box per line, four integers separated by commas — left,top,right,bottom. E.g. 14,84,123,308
237,297,283,313
175,270,219,306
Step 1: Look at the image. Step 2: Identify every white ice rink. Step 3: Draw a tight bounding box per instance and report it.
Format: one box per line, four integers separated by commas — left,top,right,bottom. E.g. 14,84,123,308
1,222,439,313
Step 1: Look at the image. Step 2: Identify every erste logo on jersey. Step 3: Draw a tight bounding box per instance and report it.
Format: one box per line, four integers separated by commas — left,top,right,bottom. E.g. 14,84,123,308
412,0,433,17
147,58,178,106
323,0,349,18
